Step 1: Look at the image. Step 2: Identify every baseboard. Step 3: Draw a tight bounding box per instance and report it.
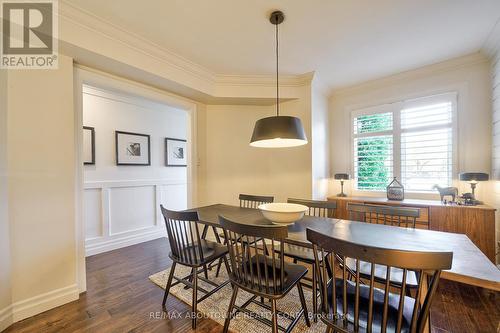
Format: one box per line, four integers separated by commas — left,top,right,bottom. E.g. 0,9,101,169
0,284,79,331
0,304,13,332
85,228,166,256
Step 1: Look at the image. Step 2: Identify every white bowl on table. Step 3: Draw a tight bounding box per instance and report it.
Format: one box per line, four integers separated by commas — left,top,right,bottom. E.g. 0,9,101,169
258,203,309,224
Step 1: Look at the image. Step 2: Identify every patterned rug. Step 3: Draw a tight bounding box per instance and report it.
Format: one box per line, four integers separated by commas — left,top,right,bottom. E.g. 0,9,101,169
149,264,326,332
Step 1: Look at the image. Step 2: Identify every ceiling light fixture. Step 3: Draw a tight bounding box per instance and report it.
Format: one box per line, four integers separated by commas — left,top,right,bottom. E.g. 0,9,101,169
249,10,308,148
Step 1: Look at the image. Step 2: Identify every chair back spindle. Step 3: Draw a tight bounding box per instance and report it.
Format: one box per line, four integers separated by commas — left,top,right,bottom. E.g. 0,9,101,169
160,205,205,265
348,203,420,229
239,193,274,209
307,228,452,333
287,198,337,218
219,215,288,295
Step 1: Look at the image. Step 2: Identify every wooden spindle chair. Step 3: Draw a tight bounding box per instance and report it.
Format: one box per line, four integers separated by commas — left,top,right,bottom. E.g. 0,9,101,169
214,193,275,277
220,215,311,333
239,193,275,208
284,198,337,321
287,198,336,218
160,205,231,329
347,203,420,229
307,228,452,333
347,203,422,294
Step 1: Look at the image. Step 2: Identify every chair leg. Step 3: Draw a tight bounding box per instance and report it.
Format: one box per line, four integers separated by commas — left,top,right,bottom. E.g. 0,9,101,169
215,238,228,277
297,282,311,327
162,262,176,308
191,269,198,329
215,258,223,277
325,326,334,333
223,285,239,333
185,268,195,289
203,264,209,279
222,255,231,274
271,299,278,333
312,263,318,323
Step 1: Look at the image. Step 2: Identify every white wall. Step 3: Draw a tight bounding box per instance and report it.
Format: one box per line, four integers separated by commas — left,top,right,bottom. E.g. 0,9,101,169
490,43,500,262
0,68,12,332
5,54,79,324
199,87,313,206
329,53,493,201
311,79,330,199
83,86,188,255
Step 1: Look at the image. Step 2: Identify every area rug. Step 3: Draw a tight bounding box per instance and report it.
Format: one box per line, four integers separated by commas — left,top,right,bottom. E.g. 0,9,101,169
149,264,326,332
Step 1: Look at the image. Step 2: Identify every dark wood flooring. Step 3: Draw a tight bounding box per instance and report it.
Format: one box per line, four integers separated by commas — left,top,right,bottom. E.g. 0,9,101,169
4,238,499,333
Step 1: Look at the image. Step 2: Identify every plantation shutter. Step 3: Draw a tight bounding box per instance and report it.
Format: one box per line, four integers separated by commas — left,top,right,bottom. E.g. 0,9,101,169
400,94,455,192
351,93,456,193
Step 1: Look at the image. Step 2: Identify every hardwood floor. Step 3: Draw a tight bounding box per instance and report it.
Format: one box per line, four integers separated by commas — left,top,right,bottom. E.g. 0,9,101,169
4,238,499,333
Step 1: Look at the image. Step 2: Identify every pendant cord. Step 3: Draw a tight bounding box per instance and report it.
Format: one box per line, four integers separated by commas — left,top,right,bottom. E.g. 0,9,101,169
276,22,279,116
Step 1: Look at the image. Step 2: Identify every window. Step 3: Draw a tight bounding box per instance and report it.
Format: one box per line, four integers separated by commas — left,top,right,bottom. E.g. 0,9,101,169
352,93,456,192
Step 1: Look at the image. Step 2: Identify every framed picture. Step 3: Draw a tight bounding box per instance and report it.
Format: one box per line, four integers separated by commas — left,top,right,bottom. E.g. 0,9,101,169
115,131,151,166
83,126,95,165
165,138,187,167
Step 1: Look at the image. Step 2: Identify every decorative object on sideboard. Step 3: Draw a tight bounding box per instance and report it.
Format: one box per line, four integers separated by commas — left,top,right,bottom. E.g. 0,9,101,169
249,10,307,148
115,131,151,166
334,173,350,197
459,172,489,205
83,126,95,165
433,185,458,203
165,137,187,167
386,177,404,201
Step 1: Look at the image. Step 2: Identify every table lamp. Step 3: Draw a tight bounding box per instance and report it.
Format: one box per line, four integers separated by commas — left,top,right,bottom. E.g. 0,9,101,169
459,172,489,205
334,173,350,197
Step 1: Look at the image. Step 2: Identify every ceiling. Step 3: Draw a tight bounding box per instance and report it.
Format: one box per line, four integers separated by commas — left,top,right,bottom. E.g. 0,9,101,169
64,0,500,90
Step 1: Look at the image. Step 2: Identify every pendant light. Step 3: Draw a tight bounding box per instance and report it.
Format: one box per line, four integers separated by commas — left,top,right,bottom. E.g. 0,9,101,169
250,11,308,148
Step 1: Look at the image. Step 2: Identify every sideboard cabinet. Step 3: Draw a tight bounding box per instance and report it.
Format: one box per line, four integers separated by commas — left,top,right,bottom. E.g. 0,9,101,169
327,196,497,263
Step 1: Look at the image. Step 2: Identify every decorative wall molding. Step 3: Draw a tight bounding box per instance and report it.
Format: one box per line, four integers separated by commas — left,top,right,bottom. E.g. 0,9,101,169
84,179,186,256
0,284,79,331
84,179,187,189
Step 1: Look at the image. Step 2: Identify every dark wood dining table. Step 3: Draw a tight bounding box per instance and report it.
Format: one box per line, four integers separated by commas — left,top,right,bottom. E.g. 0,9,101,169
188,203,500,292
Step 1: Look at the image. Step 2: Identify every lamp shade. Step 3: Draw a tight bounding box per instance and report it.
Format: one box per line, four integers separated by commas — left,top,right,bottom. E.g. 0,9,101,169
459,172,489,182
334,173,350,180
250,116,307,148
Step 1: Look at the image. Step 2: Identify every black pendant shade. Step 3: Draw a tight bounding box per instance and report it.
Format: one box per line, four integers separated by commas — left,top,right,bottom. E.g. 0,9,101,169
249,10,308,148
250,116,307,148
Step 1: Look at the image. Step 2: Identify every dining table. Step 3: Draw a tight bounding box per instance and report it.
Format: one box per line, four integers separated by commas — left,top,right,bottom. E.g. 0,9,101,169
188,203,500,291
185,203,500,332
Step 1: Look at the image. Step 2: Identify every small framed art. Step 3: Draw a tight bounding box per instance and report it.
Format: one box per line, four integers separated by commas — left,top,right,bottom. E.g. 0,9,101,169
83,126,95,165
165,138,187,167
115,131,151,166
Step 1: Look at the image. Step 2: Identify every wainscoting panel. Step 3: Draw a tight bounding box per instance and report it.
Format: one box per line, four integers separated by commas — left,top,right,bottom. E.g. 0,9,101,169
84,188,102,240
109,185,156,235
84,179,187,256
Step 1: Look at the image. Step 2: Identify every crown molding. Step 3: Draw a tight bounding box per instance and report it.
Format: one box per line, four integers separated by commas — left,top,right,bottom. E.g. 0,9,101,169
59,1,216,84
58,1,313,100
330,52,489,98
215,72,314,88
481,18,500,58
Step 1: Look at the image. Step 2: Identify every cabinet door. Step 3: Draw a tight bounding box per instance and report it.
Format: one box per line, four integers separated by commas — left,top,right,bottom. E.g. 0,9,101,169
430,206,496,262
